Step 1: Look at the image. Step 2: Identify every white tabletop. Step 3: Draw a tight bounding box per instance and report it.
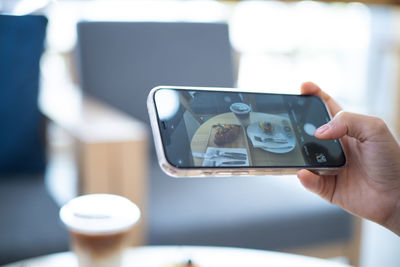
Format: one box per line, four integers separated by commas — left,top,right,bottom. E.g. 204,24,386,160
5,246,351,267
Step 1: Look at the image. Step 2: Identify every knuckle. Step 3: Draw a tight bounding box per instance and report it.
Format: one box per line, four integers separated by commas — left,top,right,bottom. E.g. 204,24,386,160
317,179,334,203
331,111,348,126
334,110,347,120
371,116,388,133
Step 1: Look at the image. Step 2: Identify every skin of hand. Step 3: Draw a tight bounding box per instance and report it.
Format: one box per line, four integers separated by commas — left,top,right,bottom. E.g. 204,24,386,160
298,82,400,236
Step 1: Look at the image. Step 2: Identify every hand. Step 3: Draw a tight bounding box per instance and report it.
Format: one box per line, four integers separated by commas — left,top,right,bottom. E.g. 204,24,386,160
298,82,400,235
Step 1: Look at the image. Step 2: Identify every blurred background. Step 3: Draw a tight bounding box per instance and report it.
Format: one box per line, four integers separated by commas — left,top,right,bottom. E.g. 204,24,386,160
1,0,400,266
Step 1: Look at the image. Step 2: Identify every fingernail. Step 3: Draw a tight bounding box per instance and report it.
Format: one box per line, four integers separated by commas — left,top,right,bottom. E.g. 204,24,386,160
315,123,330,135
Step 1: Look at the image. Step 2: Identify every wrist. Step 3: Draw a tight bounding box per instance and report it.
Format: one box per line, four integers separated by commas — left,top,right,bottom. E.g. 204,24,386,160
384,199,400,236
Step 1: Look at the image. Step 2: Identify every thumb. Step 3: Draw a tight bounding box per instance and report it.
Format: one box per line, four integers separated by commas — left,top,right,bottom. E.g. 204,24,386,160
314,111,389,142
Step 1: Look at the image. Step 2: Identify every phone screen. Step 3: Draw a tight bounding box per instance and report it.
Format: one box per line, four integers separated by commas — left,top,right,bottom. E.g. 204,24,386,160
153,88,346,169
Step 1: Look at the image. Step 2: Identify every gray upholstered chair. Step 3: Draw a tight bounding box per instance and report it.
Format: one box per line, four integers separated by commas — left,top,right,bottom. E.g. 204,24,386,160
75,21,359,264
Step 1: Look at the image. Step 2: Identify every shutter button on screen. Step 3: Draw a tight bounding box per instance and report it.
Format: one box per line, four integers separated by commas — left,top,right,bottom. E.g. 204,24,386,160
304,123,317,136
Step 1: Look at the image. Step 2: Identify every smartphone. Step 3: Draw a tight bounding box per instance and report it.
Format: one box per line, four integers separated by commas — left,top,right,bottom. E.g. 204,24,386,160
147,86,346,177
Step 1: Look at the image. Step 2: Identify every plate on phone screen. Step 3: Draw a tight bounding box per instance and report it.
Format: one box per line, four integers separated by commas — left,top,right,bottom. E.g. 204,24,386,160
246,122,296,154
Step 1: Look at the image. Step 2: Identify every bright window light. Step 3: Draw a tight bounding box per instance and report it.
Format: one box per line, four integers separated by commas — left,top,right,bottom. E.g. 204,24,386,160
231,1,371,113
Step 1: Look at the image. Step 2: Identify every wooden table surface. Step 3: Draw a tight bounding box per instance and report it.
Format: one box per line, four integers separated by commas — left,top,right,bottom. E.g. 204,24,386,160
5,246,351,267
190,112,305,167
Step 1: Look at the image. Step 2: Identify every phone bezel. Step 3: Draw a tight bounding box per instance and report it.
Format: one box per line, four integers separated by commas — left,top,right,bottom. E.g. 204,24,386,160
147,86,346,177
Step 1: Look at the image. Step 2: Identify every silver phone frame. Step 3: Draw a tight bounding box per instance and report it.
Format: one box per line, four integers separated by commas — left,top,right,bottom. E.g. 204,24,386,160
147,86,346,178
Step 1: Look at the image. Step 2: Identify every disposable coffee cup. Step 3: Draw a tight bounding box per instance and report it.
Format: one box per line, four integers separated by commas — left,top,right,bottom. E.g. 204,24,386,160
230,102,251,126
60,194,140,267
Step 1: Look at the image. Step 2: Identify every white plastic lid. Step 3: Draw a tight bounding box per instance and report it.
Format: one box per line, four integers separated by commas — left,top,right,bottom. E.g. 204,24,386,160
59,194,141,235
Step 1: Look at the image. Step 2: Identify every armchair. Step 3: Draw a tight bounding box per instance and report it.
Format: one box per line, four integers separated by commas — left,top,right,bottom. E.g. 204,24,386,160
0,14,149,265
0,14,68,264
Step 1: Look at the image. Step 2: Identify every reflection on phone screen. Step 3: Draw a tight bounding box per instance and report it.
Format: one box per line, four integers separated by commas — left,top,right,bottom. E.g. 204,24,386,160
154,89,345,168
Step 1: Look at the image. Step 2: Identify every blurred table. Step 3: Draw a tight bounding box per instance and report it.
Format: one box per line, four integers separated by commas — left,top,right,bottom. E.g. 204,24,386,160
5,246,351,267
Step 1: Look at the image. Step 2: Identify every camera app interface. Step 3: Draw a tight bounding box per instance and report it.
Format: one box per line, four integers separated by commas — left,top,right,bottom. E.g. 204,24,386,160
154,89,345,168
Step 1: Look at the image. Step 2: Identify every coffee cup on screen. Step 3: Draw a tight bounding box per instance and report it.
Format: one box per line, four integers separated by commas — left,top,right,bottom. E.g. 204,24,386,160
230,103,251,126
60,194,140,267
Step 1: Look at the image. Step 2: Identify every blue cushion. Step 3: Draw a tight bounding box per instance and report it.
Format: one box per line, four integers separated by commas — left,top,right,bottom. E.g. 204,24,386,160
0,15,48,174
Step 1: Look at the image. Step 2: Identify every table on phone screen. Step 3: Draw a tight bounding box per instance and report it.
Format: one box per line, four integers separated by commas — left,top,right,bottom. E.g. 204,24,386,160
190,112,305,167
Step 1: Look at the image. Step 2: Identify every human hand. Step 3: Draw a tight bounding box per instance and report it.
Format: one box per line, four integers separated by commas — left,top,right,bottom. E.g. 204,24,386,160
298,82,400,235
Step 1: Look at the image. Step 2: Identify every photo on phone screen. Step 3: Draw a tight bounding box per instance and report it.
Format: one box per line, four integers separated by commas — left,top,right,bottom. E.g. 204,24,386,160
153,88,346,169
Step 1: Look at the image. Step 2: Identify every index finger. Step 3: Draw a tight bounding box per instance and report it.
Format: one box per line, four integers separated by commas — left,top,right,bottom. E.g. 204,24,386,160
301,82,342,117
